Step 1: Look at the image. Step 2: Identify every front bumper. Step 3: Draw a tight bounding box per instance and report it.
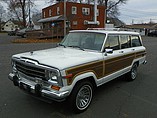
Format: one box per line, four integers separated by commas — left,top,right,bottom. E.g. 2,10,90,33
8,73,70,102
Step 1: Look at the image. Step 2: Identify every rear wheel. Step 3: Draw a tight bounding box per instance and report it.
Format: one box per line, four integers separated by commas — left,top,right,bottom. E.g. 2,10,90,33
22,33,26,38
127,63,138,81
69,81,93,113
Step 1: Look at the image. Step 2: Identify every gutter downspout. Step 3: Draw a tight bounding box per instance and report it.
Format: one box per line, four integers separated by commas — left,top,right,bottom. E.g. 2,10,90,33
86,0,99,25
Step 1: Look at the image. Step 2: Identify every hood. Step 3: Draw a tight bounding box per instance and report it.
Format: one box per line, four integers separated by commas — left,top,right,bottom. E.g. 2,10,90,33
13,47,103,70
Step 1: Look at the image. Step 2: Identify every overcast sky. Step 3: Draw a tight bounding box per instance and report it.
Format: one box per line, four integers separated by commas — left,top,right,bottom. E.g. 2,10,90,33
119,0,157,24
35,0,157,25
1,0,157,25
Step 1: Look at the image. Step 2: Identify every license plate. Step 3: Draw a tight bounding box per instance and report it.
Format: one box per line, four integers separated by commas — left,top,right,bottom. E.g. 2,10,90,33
20,83,31,92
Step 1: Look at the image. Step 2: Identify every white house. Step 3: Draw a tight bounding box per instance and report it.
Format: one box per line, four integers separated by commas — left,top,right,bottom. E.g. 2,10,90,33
1,20,19,32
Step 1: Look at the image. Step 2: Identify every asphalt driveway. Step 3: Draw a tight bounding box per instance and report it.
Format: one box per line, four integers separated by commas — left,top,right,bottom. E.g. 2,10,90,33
0,33,157,118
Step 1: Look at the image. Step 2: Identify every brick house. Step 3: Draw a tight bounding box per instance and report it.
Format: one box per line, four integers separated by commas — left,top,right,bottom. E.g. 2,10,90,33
38,2,106,34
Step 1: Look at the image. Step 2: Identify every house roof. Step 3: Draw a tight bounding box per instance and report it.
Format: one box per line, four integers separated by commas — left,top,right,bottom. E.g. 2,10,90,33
107,17,125,27
38,15,64,23
32,13,42,25
123,23,157,30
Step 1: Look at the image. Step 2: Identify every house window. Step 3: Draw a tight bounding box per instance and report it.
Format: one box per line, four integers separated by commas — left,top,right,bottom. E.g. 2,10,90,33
72,6,77,14
49,9,52,16
43,11,46,18
57,7,60,15
66,21,71,28
82,8,90,15
73,21,77,25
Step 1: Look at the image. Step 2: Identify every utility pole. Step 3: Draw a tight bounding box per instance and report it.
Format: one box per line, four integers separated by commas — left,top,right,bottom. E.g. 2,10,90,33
28,0,31,28
105,0,108,24
64,0,66,36
132,19,134,25
0,11,3,32
0,13,2,32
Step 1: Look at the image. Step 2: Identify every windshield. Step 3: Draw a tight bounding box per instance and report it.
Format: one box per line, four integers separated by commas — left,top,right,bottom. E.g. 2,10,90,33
61,32,106,51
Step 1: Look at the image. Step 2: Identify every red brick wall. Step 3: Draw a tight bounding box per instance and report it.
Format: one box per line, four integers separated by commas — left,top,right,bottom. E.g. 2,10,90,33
42,2,106,30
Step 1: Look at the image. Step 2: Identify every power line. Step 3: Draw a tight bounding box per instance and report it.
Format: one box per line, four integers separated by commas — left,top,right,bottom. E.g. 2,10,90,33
119,7,157,16
120,7,157,14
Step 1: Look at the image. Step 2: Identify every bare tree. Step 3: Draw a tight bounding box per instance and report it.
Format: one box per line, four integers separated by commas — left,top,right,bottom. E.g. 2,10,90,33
3,0,34,27
104,0,127,18
0,3,6,32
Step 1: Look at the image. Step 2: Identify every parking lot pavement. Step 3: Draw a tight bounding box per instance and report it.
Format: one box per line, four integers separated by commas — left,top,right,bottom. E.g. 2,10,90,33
0,34,157,118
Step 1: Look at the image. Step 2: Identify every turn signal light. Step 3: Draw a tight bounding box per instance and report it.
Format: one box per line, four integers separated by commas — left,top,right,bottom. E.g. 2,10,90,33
51,85,60,91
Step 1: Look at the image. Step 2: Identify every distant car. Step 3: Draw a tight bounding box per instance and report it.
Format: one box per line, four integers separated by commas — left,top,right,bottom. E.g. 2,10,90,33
8,31,17,36
16,28,35,38
16,28,28,38
148,31,157,37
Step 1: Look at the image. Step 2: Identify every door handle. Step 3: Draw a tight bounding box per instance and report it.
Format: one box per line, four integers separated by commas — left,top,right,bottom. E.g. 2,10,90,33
119,51,124,53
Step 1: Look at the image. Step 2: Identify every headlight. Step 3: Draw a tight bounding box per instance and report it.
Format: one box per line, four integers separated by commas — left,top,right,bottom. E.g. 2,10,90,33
49,71,58,81
12,60,17,73
47,70,60,85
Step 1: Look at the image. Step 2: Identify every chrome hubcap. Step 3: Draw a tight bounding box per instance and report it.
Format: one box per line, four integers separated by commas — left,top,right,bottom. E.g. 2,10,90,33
76,85,92,110
131,65,137,79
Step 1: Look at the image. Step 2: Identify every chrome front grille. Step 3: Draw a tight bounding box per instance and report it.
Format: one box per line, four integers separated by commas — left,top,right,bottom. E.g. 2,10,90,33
15,61,47,80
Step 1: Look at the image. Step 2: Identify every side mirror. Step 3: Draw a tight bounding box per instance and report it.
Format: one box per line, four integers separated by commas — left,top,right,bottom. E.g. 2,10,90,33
104,49,113,56
105,49,113,54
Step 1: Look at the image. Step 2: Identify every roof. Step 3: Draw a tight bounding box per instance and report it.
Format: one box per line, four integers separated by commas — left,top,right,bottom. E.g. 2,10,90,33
70,29,140,35
38,15,64,23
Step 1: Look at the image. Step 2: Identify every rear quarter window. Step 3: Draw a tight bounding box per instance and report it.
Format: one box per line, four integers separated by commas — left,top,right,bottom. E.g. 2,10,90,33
131,35,142,47
119,35,130,49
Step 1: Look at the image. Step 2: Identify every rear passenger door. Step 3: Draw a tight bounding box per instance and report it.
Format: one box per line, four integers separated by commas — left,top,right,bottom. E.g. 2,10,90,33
103,35,124,76
118,35,135,68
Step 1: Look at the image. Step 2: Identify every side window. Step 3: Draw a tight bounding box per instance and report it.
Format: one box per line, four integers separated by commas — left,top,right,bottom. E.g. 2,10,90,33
72,6,77,14
57,7,60,15
49,9,52,16
131,35,142,47
105,35,120,50
120,35,130,49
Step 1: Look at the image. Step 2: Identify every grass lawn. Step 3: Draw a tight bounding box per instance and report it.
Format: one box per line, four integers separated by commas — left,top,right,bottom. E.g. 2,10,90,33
12,38,62,43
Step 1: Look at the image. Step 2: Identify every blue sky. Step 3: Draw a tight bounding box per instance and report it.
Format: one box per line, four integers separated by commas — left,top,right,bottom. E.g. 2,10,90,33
119,0,157,24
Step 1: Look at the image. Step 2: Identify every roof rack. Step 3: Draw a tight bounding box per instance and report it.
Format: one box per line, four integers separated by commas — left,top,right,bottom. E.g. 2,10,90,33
87,28,132,31
87,28,120,31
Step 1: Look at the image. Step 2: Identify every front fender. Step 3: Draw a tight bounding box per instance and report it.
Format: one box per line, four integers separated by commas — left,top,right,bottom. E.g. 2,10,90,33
62,72,98,95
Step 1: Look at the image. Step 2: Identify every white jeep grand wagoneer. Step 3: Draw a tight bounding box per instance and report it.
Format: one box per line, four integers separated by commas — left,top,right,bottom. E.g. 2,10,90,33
9,29,147,113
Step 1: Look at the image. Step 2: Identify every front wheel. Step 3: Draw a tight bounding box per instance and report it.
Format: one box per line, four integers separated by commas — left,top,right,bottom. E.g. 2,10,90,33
127,63,138,81
69,81,93,113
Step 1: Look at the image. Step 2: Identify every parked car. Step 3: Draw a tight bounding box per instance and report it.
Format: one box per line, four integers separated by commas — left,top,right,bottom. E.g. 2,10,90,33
8,29,147,113
148,30,157,37
16,28,34,38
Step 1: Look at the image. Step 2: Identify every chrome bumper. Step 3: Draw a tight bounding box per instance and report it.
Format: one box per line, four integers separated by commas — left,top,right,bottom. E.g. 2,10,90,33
8,73,70,102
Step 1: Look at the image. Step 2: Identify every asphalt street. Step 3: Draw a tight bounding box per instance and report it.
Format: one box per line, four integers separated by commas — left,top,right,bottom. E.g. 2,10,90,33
0,33,157,118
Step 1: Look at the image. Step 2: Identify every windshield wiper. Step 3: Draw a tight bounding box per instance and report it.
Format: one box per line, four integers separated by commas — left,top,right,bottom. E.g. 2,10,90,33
58,43,66,48
68,45,84,51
